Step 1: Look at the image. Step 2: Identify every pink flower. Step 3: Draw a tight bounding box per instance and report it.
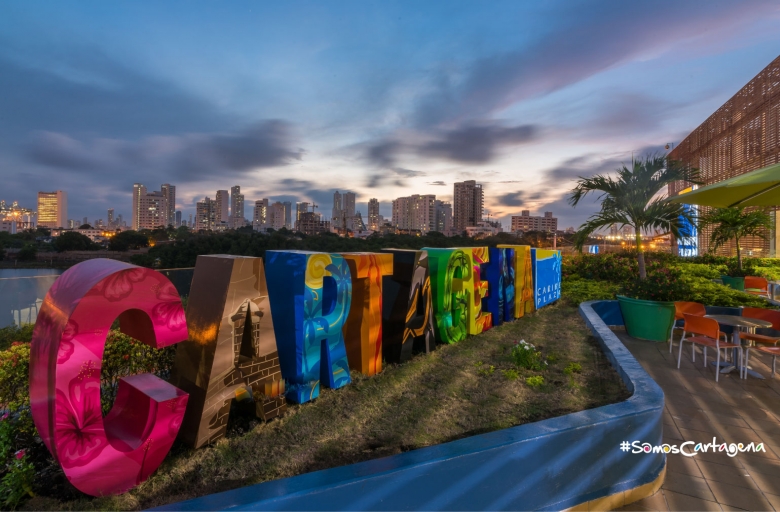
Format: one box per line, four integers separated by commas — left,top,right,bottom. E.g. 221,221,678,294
1,412,9,421
151,282,186,331
14,449,26,460
54,377,107,468
95,268,146,302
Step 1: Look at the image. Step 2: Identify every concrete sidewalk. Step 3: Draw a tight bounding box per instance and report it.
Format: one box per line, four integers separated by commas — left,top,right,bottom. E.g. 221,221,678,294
617,331,780,511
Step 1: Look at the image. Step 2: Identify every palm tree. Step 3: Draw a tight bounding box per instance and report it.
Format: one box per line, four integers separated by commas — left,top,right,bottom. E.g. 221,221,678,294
699,206,774,272
569,155,699,279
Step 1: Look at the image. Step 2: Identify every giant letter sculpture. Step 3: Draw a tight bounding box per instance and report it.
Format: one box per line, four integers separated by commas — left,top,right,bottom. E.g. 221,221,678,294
532,249,562,309
266,251,352,403
465,247,492,334
424,248,470,344
169,255,286,449
483,247,506,327
380,249,436,364
498,244,534,318
340,253,393,376
29,259,189,496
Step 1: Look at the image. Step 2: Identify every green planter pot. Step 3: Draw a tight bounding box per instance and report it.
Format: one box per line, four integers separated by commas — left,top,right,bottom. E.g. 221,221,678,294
617,295,676,342
720,275,745,291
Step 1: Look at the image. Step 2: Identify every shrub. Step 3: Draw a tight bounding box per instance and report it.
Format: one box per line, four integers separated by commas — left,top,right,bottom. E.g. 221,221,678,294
684,278,773,308
561,276,619,304
525,376,544,388
621,267,690,302
1,451,35,509
0,325,34,352
563,362,582,375
53,231,97,252
17,244,36,262
673,263,724,280
502,369,520,380
510,340,545,371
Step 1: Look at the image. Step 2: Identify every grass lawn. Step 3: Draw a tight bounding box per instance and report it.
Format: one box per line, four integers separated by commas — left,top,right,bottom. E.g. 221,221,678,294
27,301,630,511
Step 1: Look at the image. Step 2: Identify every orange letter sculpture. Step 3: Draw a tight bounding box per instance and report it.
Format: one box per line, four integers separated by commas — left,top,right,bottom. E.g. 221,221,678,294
340,253,393,376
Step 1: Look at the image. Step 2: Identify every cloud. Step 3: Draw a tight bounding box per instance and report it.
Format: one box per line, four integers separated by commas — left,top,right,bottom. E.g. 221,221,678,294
366,167,426,188
428,180,447,186
419,123,536,163
26,120,302,181
360,121,538,173
412,1,777,128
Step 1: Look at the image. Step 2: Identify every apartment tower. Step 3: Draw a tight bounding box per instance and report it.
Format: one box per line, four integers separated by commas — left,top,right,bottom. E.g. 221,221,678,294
453,180,483,233
37,191,67,229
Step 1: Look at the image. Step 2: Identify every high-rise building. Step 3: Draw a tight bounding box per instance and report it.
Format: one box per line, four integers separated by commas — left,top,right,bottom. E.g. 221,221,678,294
332,191,343,229
296,212,330,235
133,183,174,231
434,200,452,234
230,186,245,228
331,191,356,230
296,202,310,224
83,217,88,226
195,197,217,231
107,208,115,228
453,180,483,233
37,191,67,229
368,198,380,230
117,214,124,227
215,190,229,226
392,194,437,233
511,211,558,233
253,199,269,231
282,201,292,229
267,202,287,230
160,184,176,226
175,210,182,227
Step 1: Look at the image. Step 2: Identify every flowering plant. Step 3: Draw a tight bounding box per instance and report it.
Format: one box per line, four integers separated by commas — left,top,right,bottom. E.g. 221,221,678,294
510,340,547,371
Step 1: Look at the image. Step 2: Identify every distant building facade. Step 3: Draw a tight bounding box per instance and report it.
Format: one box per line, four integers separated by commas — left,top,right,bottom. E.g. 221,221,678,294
332,191,356,230
230,186,245,228
252,199,269,231
434,200,452,234
511,211,558,233
453,180,483,233
296,211,330,235
215,190,230,227
132,183,174,230
195,197,217,231
670,55,780,257
37,190,68,229
368,198,380,230
392,194,436,234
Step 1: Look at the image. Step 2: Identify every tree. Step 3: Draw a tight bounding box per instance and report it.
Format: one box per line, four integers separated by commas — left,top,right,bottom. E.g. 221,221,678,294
699,206,774,272
18,243,37,261
78,224,92,230
109,230,150,251
53,231,96,252
569,154,699,279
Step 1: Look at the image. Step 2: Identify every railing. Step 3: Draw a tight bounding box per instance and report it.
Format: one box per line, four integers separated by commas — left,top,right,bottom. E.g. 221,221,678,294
0,267,194,328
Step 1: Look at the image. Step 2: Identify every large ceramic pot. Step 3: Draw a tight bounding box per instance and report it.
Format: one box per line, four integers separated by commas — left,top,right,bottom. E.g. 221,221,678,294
617,295,676,342
720,275,745,291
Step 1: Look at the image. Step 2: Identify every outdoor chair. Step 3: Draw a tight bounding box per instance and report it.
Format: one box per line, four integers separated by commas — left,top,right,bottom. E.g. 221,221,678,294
741,307,780,374
745,276,770,298
678,313,742,382
748,346,780,378
669,301,706,354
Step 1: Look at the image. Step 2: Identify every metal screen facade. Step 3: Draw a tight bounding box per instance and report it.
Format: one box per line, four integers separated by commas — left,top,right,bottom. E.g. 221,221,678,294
669,55,780,257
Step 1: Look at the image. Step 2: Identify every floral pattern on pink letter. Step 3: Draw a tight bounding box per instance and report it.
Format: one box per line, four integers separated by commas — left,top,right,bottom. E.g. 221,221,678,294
30,259,189,496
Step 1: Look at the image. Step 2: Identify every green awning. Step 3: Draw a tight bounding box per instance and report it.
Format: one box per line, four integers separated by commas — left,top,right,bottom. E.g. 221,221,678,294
669,163,780,208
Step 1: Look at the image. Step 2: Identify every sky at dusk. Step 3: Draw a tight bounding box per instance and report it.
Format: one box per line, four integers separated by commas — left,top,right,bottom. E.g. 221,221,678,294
1,1,780,229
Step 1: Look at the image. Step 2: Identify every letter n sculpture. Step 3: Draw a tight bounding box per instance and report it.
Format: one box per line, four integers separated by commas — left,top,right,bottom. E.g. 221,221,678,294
29,259,189,496
266,251,352,403
170,255,286,449
380,249,435,364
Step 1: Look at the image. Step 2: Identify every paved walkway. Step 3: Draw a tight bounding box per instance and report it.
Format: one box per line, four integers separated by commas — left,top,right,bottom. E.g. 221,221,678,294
617,331,780,511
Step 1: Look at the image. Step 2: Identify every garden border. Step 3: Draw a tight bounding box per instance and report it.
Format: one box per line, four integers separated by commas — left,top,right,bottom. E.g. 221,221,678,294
153,300,665,511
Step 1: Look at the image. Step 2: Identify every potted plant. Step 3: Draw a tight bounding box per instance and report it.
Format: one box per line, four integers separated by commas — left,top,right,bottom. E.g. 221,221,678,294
699,206,774,291
569,154,699,341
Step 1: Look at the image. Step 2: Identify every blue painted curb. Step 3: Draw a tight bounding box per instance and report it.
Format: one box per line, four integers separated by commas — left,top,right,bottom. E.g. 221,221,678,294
153,301,664,511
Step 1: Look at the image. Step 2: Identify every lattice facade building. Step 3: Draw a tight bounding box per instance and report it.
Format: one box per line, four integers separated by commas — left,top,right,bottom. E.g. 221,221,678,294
669,55,780,257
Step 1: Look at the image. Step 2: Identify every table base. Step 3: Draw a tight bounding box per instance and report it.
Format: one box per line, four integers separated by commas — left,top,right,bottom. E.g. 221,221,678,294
709,361,765,379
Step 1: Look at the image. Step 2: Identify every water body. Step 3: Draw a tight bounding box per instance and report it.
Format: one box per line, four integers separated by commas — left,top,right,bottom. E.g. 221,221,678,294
0,269,62,327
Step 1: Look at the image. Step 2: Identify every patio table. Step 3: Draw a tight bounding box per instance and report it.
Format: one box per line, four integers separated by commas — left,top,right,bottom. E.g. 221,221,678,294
705,314,773,378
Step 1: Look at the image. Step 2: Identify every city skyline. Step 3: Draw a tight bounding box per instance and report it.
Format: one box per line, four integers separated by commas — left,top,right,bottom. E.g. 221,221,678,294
1,2,779,228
